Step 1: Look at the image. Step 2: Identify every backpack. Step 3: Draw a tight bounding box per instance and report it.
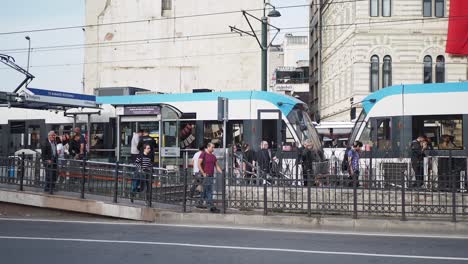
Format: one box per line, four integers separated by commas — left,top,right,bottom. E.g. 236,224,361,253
341,147,351,172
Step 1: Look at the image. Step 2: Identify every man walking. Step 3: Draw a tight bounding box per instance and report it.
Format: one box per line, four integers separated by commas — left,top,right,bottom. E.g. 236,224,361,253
74,127,87,159
411,136,427,188
190,145,205,198
42,131,58,193
256,141,271,182
131,129,143,162
347,141,362,187
198,143,222,213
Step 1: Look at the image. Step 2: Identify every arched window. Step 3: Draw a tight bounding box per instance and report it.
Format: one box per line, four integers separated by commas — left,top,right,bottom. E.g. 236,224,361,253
423,55,433,83
435,55,445,83
370,55,380,92
382,55,392,88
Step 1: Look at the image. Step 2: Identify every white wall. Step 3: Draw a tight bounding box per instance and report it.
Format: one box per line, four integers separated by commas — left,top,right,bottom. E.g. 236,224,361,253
84,0,265,94
319,0,467,121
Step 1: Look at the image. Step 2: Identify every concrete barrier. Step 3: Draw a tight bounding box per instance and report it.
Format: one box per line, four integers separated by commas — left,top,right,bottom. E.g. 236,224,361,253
0,188,155,221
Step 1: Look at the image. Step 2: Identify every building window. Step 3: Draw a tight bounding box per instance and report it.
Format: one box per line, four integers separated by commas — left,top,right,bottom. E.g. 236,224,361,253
370,0,379,16
162,0,172,10
382,0,391,17
370,55,380,92
423,56,433,83
435,55,445,83
435,0,444,17
423,0,432,17
382,55,392,88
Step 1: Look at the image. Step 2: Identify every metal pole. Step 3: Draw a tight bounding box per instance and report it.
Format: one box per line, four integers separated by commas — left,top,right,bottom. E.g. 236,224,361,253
20,152,25,191
261,17,268,92
222,98,227,214
148,170,153,208
113,161,119,203
450,150,456,222
86,114,91,157
183,151,188,213
81,159,86,199
25,36,31,73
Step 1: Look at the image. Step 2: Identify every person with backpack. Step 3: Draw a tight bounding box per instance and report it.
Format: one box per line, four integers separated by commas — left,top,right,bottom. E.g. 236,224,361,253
198,142,222,213
346,141,362,187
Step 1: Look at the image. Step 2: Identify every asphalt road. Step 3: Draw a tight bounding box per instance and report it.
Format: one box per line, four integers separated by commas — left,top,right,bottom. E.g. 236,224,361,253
0,218,467,264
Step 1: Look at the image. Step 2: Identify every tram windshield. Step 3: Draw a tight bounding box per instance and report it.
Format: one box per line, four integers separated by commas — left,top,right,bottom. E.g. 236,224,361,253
348,110,367,146
287,106,322,152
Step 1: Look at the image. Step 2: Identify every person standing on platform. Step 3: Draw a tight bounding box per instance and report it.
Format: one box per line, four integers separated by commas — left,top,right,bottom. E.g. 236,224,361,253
42,131,58,193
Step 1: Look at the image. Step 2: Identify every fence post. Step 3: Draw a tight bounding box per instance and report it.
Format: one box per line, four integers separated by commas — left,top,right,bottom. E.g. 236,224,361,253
113,161,119,203
307,171,311,217
81,159,86,199
450,150,456,222
222,148,228,214
147,170,153,208
353,173,358,219
263,181,268,216
20,152,25,191
183,167,188,213
401,165,407,221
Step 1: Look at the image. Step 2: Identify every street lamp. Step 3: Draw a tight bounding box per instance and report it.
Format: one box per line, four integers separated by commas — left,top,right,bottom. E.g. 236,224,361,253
230,1,281,92
25,36,31,73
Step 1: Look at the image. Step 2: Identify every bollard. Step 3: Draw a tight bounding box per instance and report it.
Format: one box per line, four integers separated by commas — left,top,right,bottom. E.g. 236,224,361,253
113,162,119,203
20,152,25,191
81,159,86,199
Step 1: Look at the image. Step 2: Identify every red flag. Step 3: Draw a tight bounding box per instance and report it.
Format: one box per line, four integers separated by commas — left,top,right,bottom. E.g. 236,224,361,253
446,0,468,55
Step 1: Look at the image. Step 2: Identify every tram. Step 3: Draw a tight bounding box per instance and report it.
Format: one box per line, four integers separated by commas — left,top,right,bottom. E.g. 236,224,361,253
348,82,468,188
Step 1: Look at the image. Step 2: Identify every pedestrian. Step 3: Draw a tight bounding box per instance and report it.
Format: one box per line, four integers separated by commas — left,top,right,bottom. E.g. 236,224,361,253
131,129,143,161
189,145,205,198
56,136,66,183
232,144,243,179
411,136,427,188
42,131,58,193
198,142,222,213
347,141,362,187
69,133,82,160
242,143,255,184
256,141,272,181
131,143,154,204
74,127,87,159
137,130,157,162
302,139,321,186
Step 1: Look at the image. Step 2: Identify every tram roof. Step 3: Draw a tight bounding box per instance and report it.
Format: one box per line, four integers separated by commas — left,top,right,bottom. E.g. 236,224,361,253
97,91,304,116
362,82,468,114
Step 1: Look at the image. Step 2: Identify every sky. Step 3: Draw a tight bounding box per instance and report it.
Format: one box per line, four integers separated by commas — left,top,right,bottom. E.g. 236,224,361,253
0,0,308,94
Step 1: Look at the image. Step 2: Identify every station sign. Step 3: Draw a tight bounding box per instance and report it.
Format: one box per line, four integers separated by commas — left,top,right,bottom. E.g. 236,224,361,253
25,88,97,108
123,105,161,116
161,147,180,157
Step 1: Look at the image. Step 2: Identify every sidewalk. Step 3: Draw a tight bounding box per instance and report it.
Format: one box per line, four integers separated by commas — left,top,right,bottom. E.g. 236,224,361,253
1,186,467,236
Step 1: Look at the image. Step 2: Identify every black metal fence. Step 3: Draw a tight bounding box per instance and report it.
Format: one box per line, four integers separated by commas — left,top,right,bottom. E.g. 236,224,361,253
0,151,467,222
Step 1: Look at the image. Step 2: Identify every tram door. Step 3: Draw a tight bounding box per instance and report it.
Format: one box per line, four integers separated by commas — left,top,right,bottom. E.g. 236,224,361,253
8,120,45,155
257,110,281,151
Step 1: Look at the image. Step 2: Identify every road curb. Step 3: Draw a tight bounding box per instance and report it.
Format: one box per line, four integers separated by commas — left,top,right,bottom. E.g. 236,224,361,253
1,188,467,235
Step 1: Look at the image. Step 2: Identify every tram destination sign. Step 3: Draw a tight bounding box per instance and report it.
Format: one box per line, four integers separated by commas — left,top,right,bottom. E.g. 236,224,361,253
124,105,161,116
25,88,97,108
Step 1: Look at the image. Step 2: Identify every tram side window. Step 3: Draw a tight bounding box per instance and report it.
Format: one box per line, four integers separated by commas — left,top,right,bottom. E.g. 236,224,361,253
229,121,244,146
90,123,105,149
179,122,196,149
204,122,224,148
413,115,463,150
376,119,391,150
359,121,373,147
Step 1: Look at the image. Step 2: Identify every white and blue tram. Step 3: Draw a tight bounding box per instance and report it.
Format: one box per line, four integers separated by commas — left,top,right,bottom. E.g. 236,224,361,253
348,82,468,188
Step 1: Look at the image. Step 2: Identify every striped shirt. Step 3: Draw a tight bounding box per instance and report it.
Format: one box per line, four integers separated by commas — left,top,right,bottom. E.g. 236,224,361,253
135,154,153,172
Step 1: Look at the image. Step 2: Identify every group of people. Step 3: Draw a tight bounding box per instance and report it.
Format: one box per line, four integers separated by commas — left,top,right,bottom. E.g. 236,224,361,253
41,127,87,193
